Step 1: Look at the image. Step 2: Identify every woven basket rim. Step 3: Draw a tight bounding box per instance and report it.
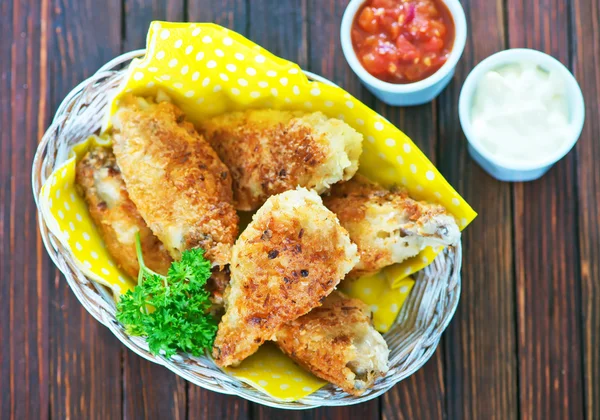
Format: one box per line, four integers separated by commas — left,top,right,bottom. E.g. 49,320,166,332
32,49,462,409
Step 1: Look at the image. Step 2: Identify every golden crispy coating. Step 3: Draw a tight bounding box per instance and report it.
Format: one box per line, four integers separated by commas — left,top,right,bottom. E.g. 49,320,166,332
275,291,389,395
75,146,173,278
112,96,239,266
323,175,460,277
212,188,359,367
201,110,363,211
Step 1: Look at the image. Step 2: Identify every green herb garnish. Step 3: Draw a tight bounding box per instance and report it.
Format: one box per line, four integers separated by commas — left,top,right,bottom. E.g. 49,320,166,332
116,233,217,357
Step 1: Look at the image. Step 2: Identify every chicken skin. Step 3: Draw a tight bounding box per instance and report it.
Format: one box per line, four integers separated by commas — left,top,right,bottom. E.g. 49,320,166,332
212,188,358,367
75,145,173,278
201,110,363,211
275,291,389,395
323,175,460,277
112,95,238,267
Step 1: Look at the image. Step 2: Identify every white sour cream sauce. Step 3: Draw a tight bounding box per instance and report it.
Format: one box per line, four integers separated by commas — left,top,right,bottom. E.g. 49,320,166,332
471,63,571,162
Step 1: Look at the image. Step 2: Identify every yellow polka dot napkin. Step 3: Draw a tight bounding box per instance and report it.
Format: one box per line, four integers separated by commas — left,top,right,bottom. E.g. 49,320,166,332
223,343,327,401
39,135,136,296
38,21,477,402
341,272,415,333
105,21,476,284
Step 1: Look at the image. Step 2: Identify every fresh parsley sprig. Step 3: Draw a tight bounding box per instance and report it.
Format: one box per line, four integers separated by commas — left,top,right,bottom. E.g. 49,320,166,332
116,233,218,358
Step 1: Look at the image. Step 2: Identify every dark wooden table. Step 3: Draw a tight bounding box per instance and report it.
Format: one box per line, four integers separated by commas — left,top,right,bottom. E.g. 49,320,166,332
2,0,599,418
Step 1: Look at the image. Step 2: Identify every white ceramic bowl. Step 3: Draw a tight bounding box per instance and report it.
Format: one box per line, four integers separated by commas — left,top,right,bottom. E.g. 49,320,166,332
340,0,467,106
459,49,585,182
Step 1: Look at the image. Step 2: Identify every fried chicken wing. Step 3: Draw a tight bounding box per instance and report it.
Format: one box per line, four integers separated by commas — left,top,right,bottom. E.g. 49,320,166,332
75,146,172,278
323,174,460,277
112,95,238,266
212,188,359,367
201,110,363,211
275,291,389,395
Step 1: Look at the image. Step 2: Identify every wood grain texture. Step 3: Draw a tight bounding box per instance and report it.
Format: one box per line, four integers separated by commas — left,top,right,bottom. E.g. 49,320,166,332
247,0,308,66
2,0,598,418
187,387,250,420
570,0,600,417
381,350,445,420
254,403,381,420
124,0,186,50
306,0,371,99
508,0,585,418
188,0,248,32
376,102,436,158
122,350,187,420
438,0,519,419
48,282,122,419
48,0,124,419
249,357,449,419
0,0,9,411
1,1,51,419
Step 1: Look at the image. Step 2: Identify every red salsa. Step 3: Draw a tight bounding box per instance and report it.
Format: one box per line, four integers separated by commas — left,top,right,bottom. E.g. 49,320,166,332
351,0,455,83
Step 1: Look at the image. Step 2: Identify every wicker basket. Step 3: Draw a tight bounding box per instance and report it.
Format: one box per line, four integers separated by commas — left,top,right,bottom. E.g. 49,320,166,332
32,50,462,409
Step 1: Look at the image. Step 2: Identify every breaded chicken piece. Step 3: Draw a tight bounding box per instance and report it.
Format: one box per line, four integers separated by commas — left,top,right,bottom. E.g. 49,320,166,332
201,110,363,211
212,188,359,367
275,291,389,395
75,146,172,278
112,95,239,266
76,145,230,308
324,175,460,277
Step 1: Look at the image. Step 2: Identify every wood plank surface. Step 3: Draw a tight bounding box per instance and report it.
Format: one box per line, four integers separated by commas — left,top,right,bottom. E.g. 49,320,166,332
507,0,585,418
571,0,600,416
122,351,187,420
124,0,186,49
247,0,308,65
1,0,598,418
47,1,124,419
188,0,248,33
0,2,11,414
381,353,446,420
1,1,50,419
438,0,520,419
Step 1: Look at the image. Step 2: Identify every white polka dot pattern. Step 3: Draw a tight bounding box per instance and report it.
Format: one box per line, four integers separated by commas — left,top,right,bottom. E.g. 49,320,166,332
223,343,326,401
38,136,135,296
48,22,477,401
341,269,415,334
